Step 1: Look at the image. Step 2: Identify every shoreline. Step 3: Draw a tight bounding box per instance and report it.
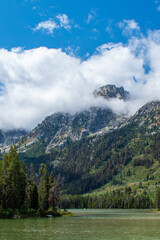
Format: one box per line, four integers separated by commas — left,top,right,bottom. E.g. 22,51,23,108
0,209,73,219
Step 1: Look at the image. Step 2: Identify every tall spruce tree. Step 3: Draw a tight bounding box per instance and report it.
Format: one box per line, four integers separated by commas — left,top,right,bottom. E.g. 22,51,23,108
20,162,28,208
156,187,160,210
4,146,22,208
27,163,38,210
38,163,49,210
49,171,60,210
0,146,61,216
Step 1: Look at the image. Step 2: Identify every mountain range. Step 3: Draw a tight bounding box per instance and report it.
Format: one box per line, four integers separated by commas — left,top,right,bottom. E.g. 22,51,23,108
0,84,129,154
0,84,160,200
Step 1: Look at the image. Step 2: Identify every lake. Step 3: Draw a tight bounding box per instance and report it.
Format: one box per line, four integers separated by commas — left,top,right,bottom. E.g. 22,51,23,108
0,209,160,240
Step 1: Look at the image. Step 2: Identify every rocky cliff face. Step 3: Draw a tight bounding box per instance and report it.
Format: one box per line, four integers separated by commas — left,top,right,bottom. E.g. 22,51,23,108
94,85,130,100
128,100,160,135
0,129,28,152
18,107,115,153
0,84,130,154
13,84,129,155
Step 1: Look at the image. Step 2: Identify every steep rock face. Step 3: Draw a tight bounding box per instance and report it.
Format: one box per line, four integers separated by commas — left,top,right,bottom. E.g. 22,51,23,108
130,101,160,123
16,84,130,155
128,100,160,135
18,107,116,153
0,129,27,152
0,84,130,155
94,84,130,100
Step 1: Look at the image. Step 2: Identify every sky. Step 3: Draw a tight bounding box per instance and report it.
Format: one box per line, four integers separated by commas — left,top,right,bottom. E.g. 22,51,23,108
0,0,160,129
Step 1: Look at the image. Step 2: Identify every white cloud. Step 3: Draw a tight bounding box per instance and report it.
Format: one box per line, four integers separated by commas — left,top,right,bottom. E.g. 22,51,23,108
154,0,160,10
118,19,141,37
56,14,71,30
86,10,96,24
105,19,114,38
34,13,74,34
1,27,160,129
34,19,58,34
65,46,80,56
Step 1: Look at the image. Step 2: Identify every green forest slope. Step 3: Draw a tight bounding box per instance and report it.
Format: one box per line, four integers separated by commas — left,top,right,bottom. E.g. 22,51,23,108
18,101,160,208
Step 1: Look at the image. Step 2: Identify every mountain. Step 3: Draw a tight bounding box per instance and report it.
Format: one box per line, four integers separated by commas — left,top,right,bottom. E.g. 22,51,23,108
21,100,160,198
6,84,129,157
0,129,27,153
0,84,160,206
53,100,160,195
94,84,130,100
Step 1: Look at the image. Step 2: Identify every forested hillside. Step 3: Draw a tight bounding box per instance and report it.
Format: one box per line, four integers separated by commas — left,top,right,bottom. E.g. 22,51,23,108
18,101,160,208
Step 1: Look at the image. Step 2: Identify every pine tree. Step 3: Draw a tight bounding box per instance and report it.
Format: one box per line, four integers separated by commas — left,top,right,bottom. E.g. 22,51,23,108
156,187,160,210
20,162,28,208
49,172,60,211
4,145,22,208
39,164,49,210
27,164,39,210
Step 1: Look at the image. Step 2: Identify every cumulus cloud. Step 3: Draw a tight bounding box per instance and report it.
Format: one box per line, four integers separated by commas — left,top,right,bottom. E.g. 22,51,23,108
56,14,71,30
34,13,74,34
1,27,160,129
34,19,58,34
118,19,141,37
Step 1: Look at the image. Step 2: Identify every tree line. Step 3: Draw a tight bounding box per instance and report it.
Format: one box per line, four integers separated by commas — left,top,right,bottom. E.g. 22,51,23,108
0,146,60,218
60,192,153,210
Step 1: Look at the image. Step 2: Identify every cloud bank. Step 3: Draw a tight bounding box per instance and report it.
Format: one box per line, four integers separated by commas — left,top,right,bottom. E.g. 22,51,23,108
0,27,160,129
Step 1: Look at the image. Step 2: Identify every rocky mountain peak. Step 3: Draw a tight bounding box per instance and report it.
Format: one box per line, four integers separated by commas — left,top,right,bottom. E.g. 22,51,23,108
93,84,130,100
0,84,131,154
130,100,160,125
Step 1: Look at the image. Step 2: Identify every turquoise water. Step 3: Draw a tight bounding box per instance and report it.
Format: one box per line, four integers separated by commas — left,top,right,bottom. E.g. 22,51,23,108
0,209,160,240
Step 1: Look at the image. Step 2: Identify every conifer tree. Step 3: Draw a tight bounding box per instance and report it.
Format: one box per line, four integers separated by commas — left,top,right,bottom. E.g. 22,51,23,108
27,164,38,210
49,171,60,210
5,145,22,208
0,147,60,216
156,187,160,210
39,163,49,210
20,162,28,208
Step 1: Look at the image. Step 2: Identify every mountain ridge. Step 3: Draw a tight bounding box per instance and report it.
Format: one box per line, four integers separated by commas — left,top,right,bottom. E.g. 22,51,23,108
0,84,160,202
0,84,130,155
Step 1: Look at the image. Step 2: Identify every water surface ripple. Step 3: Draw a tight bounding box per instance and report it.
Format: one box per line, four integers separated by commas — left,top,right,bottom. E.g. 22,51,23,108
0,209,160,240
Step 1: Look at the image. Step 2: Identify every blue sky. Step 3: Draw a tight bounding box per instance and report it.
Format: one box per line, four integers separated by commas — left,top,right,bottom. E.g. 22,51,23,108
0,0,160,57
1,0,160,129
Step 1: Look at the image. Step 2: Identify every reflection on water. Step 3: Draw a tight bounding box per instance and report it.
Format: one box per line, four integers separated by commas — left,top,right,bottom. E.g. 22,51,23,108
0,209,160,240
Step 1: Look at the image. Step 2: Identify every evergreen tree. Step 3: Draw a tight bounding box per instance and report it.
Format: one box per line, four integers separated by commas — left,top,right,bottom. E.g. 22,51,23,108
0,147,61,217
156,187,160,210
3,146,22,208
27,163,39,210
49,172,60,210
20,162,28,208
39,163,49,210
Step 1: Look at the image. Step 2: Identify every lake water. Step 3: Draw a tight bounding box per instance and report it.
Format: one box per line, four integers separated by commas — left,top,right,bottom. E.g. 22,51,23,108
0,209,160,240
